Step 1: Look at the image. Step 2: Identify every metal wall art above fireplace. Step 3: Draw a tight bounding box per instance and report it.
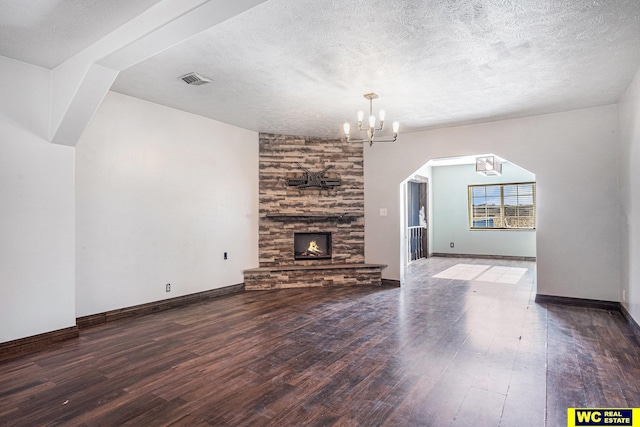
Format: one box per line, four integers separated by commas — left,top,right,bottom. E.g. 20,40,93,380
294,232,332,260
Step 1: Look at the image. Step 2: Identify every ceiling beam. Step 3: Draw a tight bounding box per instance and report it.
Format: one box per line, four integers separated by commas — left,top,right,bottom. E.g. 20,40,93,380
50,0,268,146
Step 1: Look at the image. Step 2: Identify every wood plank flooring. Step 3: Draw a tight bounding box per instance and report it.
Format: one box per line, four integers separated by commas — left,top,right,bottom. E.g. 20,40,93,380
1,257,639,426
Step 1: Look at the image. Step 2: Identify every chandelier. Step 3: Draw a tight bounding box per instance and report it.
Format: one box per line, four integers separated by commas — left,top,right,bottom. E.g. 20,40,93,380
476,155,502,176
343,93,399,146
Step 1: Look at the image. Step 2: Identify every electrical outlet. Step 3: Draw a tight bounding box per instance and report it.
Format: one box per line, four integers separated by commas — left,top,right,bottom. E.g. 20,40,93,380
450,242,454,248
166,283,171,292
623,289,626,301
380,208,388,217
224,252,228,260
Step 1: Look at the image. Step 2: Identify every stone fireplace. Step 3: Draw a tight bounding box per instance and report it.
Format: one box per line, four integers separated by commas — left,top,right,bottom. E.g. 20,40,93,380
243,133,385,290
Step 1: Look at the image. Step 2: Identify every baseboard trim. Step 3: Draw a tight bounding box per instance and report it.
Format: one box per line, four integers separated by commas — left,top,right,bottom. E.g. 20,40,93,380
430,253,536,262
77,283,245,329
535,294,620,311
620,304,640,346
0,326,79,362
381,279,401,287
1,284,246,360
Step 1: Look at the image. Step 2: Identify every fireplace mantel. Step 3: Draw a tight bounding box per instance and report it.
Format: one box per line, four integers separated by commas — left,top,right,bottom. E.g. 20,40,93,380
264,212,361,221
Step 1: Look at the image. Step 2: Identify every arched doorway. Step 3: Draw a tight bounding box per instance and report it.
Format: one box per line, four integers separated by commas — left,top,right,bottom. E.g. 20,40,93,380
401,154,536,274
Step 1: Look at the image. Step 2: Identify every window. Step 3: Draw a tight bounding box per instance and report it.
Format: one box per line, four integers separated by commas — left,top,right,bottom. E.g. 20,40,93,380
468,182,536,230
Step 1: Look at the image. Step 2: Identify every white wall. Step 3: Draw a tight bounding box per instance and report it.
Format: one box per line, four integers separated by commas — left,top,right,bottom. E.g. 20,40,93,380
431,162,536,257
365,105,620,302
0,55,50,140
0,56,76,343
75,91,259,317
0,119,76,343
618,66,640,325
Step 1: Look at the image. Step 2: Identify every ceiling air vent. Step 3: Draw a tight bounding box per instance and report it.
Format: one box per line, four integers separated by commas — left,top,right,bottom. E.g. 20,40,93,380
178,72,213,85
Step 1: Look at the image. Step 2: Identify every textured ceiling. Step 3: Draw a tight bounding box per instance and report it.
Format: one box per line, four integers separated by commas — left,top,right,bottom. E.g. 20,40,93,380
110,0,640,138
0,0,163,68
3,0,640,138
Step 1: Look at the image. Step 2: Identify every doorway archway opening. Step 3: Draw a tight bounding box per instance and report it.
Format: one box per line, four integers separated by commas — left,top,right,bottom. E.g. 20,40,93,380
400,154,536,280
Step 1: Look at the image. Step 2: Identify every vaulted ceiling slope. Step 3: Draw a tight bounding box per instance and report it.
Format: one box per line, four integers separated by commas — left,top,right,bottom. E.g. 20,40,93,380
2,0,640,139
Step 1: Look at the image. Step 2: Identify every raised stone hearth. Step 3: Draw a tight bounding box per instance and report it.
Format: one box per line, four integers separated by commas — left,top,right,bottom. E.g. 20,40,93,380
244,263,386,290
243,133,385,290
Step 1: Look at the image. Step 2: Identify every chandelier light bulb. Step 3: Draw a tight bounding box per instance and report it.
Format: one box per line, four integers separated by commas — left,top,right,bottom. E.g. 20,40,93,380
343,93,399,146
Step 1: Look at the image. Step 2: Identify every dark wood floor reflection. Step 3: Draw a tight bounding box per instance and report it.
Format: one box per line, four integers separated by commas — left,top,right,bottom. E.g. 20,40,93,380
1,258,639,426
545,304,640,425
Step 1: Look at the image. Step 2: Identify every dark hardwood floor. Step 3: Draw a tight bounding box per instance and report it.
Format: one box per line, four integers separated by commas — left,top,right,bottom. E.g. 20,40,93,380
1,257,639,426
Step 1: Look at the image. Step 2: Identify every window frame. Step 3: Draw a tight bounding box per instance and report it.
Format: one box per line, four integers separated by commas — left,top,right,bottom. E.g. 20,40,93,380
468,181,536,230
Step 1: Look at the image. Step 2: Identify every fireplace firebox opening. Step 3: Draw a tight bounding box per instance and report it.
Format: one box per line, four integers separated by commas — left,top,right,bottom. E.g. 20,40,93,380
294,232,332,260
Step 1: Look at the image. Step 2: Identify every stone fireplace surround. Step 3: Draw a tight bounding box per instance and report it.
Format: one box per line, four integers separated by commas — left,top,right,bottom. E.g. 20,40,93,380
243,133,385,290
